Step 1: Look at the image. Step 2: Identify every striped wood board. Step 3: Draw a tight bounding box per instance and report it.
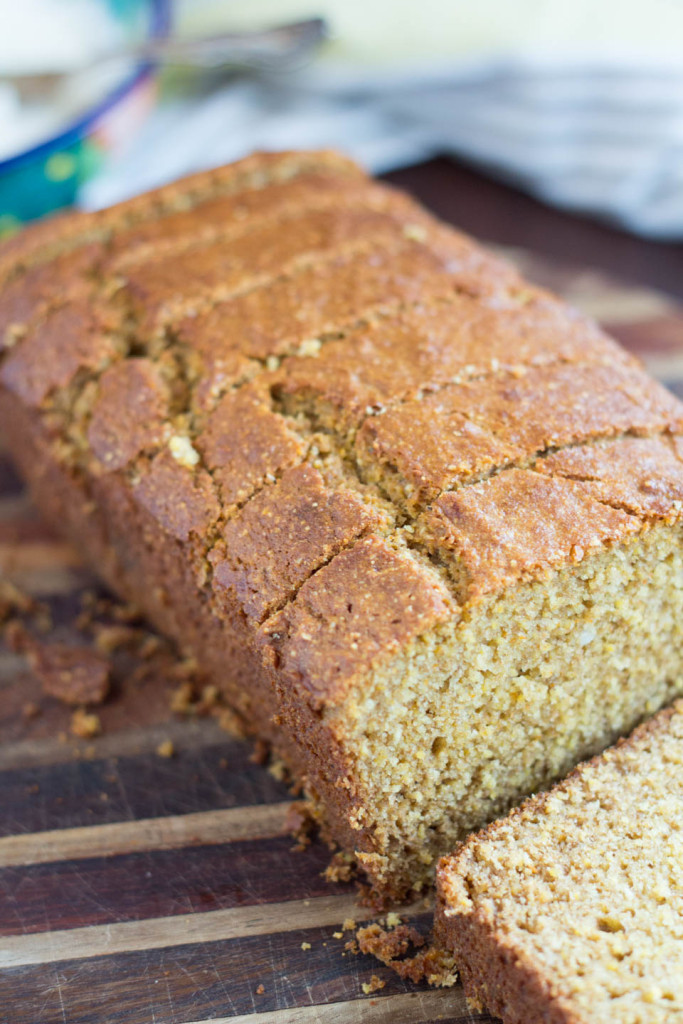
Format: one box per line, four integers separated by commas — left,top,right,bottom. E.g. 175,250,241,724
1,249,682,1024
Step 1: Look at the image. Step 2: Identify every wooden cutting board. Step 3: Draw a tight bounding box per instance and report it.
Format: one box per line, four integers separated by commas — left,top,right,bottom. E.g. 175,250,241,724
1,249,682,1024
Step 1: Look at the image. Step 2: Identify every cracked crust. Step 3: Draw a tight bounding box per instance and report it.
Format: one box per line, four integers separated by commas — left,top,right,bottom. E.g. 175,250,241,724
3,149,683,899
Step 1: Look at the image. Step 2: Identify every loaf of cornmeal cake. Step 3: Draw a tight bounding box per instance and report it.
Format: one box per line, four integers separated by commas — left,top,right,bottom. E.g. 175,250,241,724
2,149,683,900
436,700,683,1024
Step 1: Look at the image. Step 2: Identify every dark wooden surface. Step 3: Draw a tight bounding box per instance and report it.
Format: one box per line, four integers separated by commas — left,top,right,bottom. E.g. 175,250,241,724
2,157,683,1024
386,158,683,301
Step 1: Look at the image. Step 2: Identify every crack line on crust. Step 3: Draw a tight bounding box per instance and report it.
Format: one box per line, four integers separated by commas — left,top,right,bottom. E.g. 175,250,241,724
0,151,366,291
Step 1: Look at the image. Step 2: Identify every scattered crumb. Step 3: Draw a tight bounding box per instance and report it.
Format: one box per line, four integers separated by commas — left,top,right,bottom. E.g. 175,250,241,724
156,740,175,758
333,932,344,940
324,851,357,884
285,800,315,850
386,912,401,928
250,739,270,765
169,657,201,682
395,945,458,987
255,985,265,995
5,619,30,653
93,624,141,655
199,683,219,707
28,642,110,706
343,918,357,932
215,706,246,738
170,681,195,715
0,579,34,622
268,758,288,783
362,975,385,995
70,708,102,739
138,634,163,659
33,607,53,633
21,701,41,720
111,601,143,624
355,921,457,988
357,922,425,963
300,942,311,951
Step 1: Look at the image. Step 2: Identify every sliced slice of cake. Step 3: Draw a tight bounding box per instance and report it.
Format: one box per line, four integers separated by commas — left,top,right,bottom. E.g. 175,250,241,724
436,701,683,1024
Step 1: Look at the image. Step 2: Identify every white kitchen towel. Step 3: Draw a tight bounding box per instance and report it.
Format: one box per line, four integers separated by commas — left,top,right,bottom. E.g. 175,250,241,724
80,2,683,238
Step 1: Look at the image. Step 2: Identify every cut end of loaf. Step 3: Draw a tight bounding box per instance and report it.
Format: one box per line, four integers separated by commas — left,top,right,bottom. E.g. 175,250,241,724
304,521,683,900
435,700,683,1024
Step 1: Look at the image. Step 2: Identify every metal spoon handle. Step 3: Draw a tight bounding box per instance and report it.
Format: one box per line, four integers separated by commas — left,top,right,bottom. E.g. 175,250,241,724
8,18,328,99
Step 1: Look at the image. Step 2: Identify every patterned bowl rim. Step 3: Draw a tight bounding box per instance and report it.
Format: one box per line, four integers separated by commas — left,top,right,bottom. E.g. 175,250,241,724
0,0,172,174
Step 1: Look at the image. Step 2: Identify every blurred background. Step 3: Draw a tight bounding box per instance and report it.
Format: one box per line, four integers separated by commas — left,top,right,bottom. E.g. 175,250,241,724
2,0,683,240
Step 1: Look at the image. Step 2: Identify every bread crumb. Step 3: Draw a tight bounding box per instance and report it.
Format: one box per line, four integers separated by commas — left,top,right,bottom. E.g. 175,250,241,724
333,932,344,940
5,619,30,653
300,942,311,951
156,740,175,758
70,709,101,739
386,912,401,928
362,975,385,995
216,706,246,738
355,921,457,988
0,579,34,622
255,984,265,995
324,851,357,884
268,758,288,783
170,681,195,715
28,642,110,706
343,918,357,932
285,800,315,850
169,435,200,468
22,701,41,720
139,634,164,659
93,624,140,655
198,683,219,709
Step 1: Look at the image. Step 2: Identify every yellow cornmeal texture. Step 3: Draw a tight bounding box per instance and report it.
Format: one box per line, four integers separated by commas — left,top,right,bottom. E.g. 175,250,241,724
4,150,683,900
437,701,683,1024
325,524,683,897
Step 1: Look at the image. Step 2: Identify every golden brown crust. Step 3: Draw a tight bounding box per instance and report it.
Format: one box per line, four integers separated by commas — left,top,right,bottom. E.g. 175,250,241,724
1,296,122,407
538,434,683,517
211,463,382,623
356,362,683,506
132,450,220,544
260,536,455,711
196,381,306,509
421,469,641,600
87,358,170,471
3,150,683,902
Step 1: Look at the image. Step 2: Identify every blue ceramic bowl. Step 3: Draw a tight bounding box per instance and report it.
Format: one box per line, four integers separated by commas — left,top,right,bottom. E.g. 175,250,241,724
0,0,171,236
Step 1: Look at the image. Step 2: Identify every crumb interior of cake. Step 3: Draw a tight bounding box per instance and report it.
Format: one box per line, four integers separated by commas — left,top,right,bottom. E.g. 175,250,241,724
442,702,683,1023
327,523,683,896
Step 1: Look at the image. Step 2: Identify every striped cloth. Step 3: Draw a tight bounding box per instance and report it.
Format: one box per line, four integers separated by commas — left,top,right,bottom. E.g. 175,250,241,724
82,53,683,239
